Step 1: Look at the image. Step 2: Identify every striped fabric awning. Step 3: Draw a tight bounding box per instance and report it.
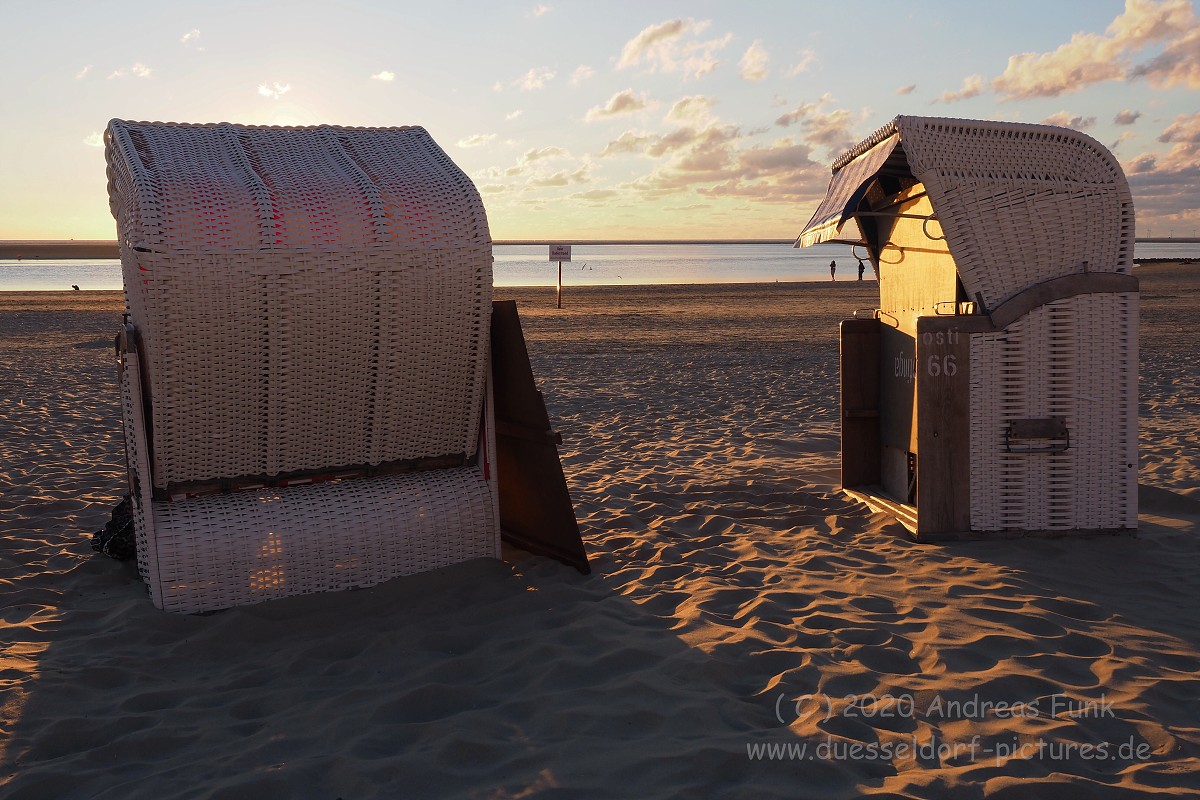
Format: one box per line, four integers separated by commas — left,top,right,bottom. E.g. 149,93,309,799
794,133,899,248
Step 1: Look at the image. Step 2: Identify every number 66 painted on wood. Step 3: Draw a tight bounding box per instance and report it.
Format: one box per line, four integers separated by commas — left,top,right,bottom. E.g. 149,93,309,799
927,354,958,377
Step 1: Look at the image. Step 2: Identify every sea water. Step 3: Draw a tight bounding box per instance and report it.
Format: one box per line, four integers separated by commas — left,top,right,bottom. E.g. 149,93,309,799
0,241,1196,291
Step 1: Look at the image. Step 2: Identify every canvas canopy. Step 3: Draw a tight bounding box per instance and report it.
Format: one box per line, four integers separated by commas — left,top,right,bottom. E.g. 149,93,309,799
795,134,898,248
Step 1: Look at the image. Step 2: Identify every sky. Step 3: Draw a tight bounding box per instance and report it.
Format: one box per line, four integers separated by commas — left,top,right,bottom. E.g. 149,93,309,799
1,0,1198,240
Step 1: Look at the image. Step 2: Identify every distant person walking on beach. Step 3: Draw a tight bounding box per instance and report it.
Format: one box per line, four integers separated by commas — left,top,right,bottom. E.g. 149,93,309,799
857,258,866,281
830,260,836,281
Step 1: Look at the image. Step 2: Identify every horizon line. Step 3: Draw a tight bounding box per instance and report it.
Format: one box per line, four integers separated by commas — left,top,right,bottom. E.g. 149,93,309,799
2,237,1199,259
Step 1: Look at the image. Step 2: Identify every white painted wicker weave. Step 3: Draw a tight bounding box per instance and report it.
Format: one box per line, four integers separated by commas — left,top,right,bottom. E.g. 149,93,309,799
106,120,500,612
902,118,1138,534
968,293,1138,531
804,115,1138,536
838,117,1135,308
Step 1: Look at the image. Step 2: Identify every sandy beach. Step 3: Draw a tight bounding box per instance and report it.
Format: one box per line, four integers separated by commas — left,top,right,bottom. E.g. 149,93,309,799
2,266,1199,798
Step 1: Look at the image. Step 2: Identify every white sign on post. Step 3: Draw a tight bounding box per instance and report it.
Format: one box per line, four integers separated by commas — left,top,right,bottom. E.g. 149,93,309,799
549,244,572,262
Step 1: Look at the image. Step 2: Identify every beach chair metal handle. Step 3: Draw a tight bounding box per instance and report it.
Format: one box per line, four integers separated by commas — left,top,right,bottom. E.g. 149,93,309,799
1004,418,1070,453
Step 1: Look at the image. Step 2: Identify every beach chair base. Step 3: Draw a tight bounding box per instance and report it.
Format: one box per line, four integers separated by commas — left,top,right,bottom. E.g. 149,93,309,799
842,486,1136,543
119,324,501,614
147,468,498,613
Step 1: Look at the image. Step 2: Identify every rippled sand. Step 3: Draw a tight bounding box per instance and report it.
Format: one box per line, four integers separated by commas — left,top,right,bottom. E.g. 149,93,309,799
1,268,1197,798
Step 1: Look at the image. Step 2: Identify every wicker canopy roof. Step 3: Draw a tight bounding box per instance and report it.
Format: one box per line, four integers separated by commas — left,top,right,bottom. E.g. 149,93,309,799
106,120,490,253
796,115,1135,306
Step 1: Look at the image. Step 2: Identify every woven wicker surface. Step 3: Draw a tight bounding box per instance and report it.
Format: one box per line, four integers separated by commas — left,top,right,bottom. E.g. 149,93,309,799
122,336,499,613
106,121,492,487
806,116,1135,309
148,466,497,614
808,116,1140,535
893,116,1135,310
120,244,490,485
107,120,501,611
105,121,487,252
968,292,1138,531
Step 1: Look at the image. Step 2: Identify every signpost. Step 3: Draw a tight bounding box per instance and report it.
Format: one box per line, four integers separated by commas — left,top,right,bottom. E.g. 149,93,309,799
549,244,571,308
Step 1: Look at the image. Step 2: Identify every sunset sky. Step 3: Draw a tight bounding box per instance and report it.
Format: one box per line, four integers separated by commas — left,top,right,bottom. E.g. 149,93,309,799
2,0,1199,240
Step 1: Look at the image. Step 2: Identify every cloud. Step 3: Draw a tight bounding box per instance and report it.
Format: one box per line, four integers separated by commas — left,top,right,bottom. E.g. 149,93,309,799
786,48,817,76
570,65,595,86
592,118,843,206
1158,111,1200,145
1130,181,1200,228
523,146,569,162
1123,115,1200,225
458,133,497,148
1111,130,1138,150
481,153,590,191
1129,17,1200,87
773,95,859,155
805,112,857,152
653,125,741,176
935,73,984,103
1126,113,1200,181
506,110,523,121
1041,112,1097,130
616,18,732,80
370,70,395,82
585,89,651,121
527,164,591,188
599,124,740,173
180,28,200,45
528,172,571,188
735,140,817,173
109,63,152,79
618,19,688,67
895,84,916,95
518,66,555,90
774,95,828,127
646,128,705,157
75,65,92,80
475,163,528,181
695,139,827,203
1114,109,1142,125
630,126,829,204
739,40,769,81
257,82,291,99
494,67,556,92
83,132,104,148
599,130,655,157
531,3,552,16
666,95,714,123
993,0,1200,99
572,189,620,202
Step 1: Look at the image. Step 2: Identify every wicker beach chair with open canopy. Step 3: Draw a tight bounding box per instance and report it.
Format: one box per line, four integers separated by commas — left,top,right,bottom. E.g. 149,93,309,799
106,120,586,613
798,115,1138,540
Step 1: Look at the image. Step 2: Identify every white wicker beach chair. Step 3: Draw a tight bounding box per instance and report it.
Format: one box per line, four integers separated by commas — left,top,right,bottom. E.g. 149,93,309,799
798,116,1138,540
106,120,502,612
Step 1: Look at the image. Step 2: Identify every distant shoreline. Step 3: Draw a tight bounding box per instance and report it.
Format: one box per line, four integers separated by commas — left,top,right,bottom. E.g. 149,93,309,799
0,241,120,259
2,260,1193,295
4,237,1199,260
0,240,798,259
